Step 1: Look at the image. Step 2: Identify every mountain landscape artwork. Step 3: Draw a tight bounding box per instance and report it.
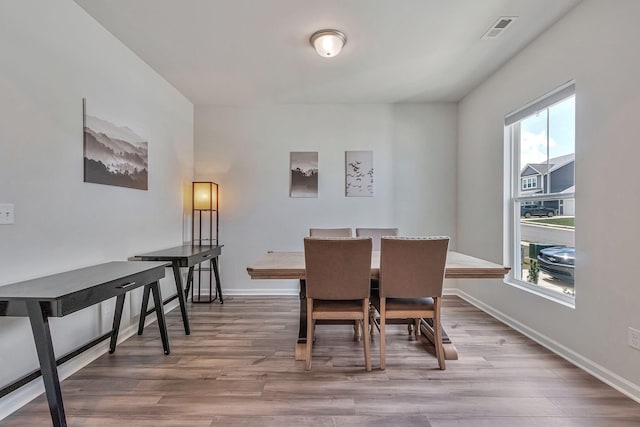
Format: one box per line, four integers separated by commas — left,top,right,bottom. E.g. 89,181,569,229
290,152,318,197
83,105,148,190
346,150,373,197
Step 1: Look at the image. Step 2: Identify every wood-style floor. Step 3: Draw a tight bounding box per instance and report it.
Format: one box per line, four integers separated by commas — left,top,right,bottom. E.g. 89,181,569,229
4,296,640,426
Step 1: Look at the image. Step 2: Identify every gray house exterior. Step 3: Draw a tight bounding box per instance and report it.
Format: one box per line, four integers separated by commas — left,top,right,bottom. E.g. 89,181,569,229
521,153,575,215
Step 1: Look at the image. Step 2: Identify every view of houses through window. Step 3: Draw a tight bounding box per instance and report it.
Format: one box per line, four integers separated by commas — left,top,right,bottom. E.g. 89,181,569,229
507,84,575,301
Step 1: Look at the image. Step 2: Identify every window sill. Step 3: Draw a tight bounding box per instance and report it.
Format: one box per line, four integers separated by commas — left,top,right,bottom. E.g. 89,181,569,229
504,278,576,309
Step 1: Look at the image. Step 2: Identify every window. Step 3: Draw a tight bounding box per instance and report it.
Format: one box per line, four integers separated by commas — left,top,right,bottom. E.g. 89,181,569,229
505,82,576,304
522,176,537,189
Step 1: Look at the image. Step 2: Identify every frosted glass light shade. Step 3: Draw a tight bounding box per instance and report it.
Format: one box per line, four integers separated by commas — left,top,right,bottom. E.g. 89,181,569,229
193,182,216,210
310,30,346,58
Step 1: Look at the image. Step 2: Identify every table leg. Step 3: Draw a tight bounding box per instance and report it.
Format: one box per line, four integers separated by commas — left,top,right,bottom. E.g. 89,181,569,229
137,284,151,335
211,257,224,304
171,261,190,335
295,279,307,361
150,281,170,355
109,294,126,354
25,301,67,427
184,267,194,300
419,318,459,360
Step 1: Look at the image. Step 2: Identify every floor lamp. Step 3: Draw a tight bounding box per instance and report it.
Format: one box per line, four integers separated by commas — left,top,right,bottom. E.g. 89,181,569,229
191,181,219,303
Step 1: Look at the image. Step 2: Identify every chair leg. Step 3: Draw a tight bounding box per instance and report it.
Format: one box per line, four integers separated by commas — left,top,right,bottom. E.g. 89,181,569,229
353,320,361,342
362,298,371,371
414,318,421,340
305,298,313,370
434,298,446,370
380,298,386,370
369,305,376,337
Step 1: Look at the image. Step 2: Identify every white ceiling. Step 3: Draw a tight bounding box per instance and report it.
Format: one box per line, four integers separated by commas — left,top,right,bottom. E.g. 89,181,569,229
74,0,580,105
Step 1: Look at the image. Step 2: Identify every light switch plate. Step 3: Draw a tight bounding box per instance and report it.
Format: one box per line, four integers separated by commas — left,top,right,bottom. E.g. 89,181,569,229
0,203,14,224
629,327,640,350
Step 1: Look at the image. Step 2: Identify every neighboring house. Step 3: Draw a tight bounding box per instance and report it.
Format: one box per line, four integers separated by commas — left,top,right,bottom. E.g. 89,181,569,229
520,153,575,215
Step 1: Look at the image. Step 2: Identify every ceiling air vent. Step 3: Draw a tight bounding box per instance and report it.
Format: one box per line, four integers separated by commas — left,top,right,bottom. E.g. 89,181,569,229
482,16,518,39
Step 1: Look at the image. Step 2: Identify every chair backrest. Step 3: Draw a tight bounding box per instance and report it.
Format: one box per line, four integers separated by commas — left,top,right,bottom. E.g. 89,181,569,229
304,237,372,300
379,236,449,299
355,227,399,251
309,228,352,237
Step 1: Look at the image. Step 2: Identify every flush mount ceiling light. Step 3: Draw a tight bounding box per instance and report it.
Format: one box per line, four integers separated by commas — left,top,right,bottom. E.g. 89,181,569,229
310,29,346,58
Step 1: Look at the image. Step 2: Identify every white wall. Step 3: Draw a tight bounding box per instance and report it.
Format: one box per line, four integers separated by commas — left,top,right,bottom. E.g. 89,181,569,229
195,104,457,294
0,0,193,401
457,0,640,400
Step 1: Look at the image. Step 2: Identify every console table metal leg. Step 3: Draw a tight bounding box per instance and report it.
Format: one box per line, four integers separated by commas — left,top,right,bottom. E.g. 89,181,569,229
137,284,151,335
171,261,191,335
184,267,194,300
211,257,223,304
109,294,126,354
26,301,67,427
150,281,170,355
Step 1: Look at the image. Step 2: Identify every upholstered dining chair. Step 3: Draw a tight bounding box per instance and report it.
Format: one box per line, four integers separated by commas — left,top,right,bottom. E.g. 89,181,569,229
371,236,449,370
303,237,373,371
355,227,399,251
309,228,360,340
309,227,353,237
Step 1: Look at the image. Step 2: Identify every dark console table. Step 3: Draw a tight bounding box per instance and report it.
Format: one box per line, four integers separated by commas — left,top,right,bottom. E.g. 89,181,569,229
0,261,169,427
134,244,223,336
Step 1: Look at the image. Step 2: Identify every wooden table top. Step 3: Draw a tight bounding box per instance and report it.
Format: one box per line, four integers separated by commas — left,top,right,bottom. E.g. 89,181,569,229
135,244,223,260
0,261,167,317
0,261,167,301
246,251,510,280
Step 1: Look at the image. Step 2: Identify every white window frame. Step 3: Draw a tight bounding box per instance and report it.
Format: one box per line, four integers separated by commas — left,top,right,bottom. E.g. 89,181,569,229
521,176,537,190
504,82,576,307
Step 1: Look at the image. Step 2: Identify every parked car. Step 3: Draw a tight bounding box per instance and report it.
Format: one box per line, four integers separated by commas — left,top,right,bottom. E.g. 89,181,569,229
537,246,575,283
521,204,555,218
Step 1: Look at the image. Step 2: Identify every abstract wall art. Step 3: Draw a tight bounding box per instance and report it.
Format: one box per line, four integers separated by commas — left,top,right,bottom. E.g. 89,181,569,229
345,150,373,197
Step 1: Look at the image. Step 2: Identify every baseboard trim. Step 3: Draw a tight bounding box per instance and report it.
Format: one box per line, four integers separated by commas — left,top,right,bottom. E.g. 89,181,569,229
449,288,640,404
222,288,299,296
0,300,179,421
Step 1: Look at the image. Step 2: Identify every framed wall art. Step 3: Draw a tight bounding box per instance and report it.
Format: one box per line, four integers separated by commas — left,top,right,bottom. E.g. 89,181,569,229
83,99,148,190
290,151,318,198
345,150,373,197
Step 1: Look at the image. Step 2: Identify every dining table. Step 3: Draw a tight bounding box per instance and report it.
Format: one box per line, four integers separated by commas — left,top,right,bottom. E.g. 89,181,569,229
247,250,510,361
